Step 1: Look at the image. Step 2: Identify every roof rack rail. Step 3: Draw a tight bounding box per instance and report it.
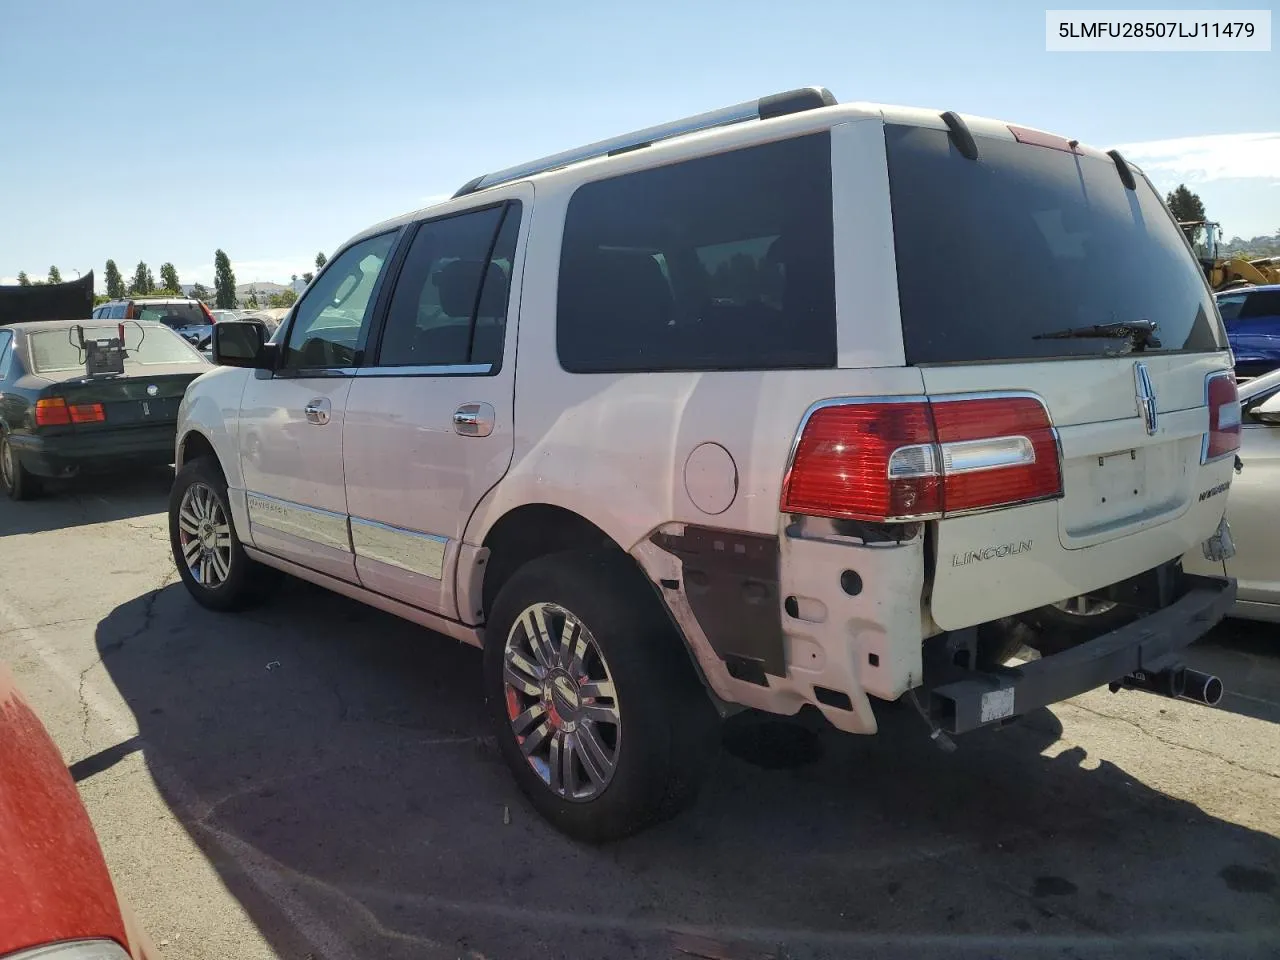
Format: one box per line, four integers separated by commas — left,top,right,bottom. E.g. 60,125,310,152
452,86,837,199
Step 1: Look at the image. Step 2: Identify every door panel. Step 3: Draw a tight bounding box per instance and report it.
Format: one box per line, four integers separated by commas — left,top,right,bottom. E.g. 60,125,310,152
1226,420,1280,603
239,375,355,579
236,229,399,580
342,195,527,618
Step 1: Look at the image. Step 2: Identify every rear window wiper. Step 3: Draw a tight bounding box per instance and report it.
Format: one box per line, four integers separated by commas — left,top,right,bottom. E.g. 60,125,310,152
1033,318,1161,350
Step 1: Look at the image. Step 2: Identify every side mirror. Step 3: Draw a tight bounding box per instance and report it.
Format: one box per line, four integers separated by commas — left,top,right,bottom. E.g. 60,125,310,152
212,320,274,369
1252,392,1280,425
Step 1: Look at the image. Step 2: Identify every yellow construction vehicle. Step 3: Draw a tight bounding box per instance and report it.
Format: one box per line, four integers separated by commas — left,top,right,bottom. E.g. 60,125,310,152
1180,220,1280,290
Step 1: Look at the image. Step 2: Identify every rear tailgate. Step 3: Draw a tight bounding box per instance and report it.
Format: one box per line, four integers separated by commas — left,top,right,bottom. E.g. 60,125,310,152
883,121,1236,630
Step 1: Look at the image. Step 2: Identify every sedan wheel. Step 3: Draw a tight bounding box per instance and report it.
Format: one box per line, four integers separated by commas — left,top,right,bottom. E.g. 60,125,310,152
0,435,40,500
502,601,621,802
176,481,234,586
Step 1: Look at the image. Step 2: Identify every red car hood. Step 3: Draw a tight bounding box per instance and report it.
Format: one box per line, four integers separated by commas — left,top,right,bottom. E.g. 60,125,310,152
0,663,130,955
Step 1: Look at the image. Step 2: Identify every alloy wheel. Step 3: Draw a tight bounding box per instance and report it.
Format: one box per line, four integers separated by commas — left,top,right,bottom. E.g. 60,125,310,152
176,482,233,587
0,439,13,489
1052,594,1119,617
502,602,621,802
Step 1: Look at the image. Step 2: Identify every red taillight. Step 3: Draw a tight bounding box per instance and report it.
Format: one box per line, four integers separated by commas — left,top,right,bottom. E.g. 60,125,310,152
34,397,71,426
782,402,940,522
1203,371,1241,463
781,395,1062,522
69,402,105,424
931,397,1062,514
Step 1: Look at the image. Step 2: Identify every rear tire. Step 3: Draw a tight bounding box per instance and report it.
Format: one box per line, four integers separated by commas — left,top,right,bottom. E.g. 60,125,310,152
169,456,278,611
484,550,719,843
1020,597,1136,656
0,433,41,501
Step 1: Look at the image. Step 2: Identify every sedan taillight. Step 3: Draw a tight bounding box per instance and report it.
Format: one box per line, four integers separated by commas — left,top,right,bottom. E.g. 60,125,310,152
34,397,71,426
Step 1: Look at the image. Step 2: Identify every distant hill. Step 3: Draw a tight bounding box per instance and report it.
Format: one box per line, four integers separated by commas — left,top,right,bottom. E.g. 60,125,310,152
1224,231,1280,258
236,281,288,295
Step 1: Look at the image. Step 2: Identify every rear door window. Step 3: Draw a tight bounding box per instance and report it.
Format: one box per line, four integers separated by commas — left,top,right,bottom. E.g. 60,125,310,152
557,133,835,373
376,202,520,371
1239,291,1280,320
884,125,1225,364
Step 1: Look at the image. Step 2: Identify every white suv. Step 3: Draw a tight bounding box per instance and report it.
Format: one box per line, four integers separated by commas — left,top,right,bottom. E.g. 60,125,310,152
169,87,1241,842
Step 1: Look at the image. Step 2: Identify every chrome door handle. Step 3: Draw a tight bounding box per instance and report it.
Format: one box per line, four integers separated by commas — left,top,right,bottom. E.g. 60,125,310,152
453,402,495,437
304,398,331,425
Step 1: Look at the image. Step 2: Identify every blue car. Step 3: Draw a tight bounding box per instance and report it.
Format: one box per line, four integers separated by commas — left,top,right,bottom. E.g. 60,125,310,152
1216,284,1280,379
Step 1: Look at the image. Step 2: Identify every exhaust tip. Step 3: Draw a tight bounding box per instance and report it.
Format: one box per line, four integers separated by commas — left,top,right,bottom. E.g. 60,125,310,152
1202,675,1224,707
1180,669,1224,707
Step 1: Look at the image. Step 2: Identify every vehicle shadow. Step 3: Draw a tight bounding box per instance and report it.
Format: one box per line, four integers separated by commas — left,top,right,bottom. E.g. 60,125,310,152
1186,620,1280,724
94,579,1280,960
0,467,171,537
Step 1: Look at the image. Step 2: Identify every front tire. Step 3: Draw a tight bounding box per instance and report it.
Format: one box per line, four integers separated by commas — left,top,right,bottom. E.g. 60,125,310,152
169,457,276,611
484,550,718,843
0,433,41,501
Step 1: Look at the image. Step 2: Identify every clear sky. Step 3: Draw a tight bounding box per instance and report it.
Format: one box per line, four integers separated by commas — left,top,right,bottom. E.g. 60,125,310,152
1,0,1276,286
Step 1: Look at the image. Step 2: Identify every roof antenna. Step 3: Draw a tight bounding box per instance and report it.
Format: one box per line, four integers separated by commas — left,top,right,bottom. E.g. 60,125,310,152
940,111,979,161
1107,149,1137,190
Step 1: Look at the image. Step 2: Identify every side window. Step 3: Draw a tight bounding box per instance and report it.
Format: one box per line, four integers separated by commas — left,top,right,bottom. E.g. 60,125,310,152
108,304,126,319
557,134,835,373
377,202,521,371
1240,291,1280,320
0,332,12,381
283,232,397,370
1216,294,1248,323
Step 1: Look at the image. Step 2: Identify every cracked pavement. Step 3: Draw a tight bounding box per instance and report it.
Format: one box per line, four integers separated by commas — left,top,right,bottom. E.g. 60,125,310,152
1,472,1278,960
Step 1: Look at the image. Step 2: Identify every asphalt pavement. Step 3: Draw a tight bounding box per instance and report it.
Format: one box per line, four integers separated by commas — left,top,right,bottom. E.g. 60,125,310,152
1,469,1278,960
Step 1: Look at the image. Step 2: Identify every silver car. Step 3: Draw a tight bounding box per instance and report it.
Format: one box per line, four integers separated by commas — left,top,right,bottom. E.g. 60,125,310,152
1184,368,1280,622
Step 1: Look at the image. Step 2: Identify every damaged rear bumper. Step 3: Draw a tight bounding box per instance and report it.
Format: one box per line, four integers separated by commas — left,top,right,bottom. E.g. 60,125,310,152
930,573,1236,734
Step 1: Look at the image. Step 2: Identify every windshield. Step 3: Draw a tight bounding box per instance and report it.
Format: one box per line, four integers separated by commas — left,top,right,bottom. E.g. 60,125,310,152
1185,223,1218,261
134,301,208,329
28,324,204,373
884,125,1225,364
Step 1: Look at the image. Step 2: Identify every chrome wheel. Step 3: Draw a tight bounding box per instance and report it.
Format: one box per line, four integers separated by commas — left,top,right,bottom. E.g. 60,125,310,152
0,439,13,489
177,482,233,587
1052,595,1118,617
503,602,620,802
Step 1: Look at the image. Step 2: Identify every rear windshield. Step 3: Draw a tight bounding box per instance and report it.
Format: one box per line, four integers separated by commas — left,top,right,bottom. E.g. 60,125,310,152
884,125,1225,364
133,301,207,329
28,325,203,373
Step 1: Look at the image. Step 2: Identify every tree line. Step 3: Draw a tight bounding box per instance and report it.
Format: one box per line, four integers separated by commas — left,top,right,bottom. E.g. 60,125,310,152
13,250,331,310
1166,183,1278,258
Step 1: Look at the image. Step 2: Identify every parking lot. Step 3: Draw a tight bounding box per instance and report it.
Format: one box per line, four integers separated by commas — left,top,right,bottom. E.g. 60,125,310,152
1,472,1278,960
